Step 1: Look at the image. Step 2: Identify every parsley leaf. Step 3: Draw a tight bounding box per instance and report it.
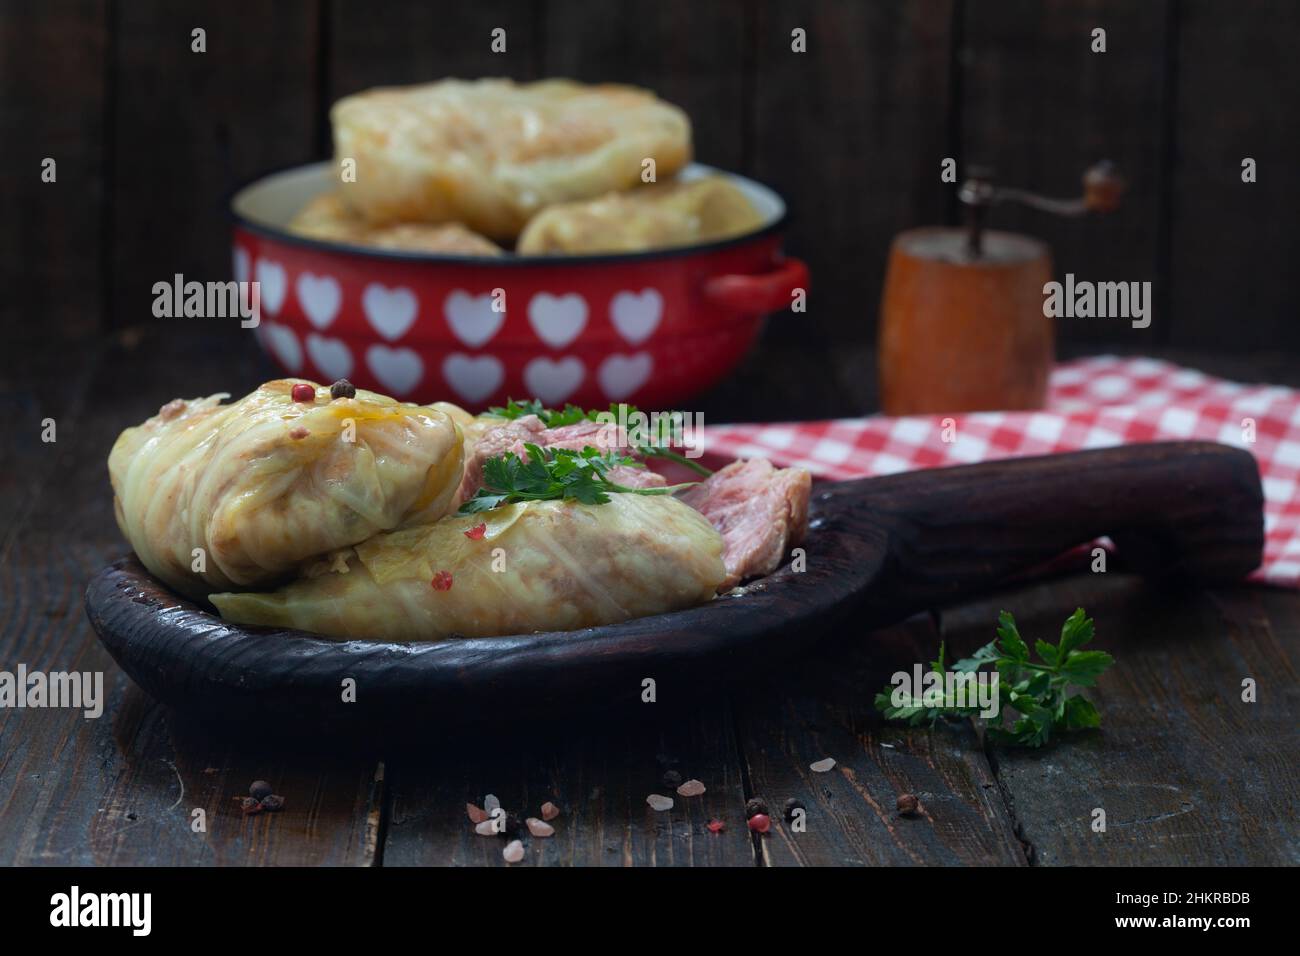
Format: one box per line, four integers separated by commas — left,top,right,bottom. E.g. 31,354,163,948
458,443,697,515
480,399,714,478
484,399,625,430
995,610,1031,664
874,608,1115,748
484,398,546,421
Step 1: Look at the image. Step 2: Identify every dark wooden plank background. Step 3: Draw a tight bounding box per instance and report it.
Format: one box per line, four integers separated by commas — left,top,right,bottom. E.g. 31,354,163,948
0,0,108,342
106,1,322,331
2,0,1298,360
0,330,382,865
959,0,1170,349
1,1,1298,866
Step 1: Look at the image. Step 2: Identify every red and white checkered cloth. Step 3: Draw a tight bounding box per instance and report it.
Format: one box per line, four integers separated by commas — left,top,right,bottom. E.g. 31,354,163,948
704,356,1300,586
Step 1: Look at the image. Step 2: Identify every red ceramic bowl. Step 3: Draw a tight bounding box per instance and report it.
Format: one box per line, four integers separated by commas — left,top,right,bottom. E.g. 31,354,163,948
230,162,808,408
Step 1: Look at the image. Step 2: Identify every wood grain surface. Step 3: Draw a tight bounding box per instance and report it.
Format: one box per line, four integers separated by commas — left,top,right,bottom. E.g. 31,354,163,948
1166,0,1300,350
383,705,755,867
734,613,1028,866
106,0,321,330
84,439,1262,730
751,0,954,349
0,0,108,341
1,326,1297,865
960,0,1170,347
329,0,543,106
0,329,380,865
3,0,1299,867
942,575,1300,865
6,1,1298,351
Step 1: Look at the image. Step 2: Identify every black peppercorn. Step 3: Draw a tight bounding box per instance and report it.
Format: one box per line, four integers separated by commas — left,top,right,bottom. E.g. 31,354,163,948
897,793,920,816
745,797,769,819
250,780,273,800
662,770,683,789
783,798,805,821
330,379,357,400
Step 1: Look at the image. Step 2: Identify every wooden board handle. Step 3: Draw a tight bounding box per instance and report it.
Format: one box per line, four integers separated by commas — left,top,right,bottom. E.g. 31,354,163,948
821,441,1264,617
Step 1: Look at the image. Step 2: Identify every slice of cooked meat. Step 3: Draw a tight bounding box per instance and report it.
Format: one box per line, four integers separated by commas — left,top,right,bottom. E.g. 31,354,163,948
455,415,665,504
606,464,667,489
678,459,812,589
543,420,668,488
454,414,547,505
542,419,626,453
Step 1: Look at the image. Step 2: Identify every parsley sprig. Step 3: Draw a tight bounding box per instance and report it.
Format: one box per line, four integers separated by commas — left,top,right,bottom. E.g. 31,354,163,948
458,443,698,514
874,608,1115,748
483,399,713,477
485,398,590,428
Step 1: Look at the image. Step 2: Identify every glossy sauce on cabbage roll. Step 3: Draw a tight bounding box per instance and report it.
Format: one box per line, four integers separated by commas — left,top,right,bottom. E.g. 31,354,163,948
211,495,725,641
109,380,463,599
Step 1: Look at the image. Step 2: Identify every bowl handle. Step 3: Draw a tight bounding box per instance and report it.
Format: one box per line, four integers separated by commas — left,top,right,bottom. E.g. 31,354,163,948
702,257,809,314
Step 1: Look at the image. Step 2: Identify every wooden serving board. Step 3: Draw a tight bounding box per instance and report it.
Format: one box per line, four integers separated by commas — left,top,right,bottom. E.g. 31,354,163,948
85,442,1263,732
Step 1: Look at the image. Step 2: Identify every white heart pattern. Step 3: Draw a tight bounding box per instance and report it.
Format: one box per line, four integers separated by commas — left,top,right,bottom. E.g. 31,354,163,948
255,259,287,316
362,284,419,341
263,322,302,372
609,289,663,345
366,345,424,396
528,293,587,349
599,352,653,401
442,354,504,404
233,247,250,285
444,290,505,348
524,357,585,405
306,333,353,381
297,273,342,330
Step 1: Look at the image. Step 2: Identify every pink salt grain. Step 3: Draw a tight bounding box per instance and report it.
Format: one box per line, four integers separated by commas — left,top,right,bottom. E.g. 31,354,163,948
526,817,554,838
467,803,488,824
503,839,525,863
646,794,674,812
540,801,560,821
810,757,836,773
676,779,706,797
474,819,498,836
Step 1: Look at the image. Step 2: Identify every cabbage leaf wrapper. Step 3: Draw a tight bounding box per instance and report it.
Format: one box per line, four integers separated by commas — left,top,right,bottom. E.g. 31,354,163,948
211,495,726,641
109,380,464,599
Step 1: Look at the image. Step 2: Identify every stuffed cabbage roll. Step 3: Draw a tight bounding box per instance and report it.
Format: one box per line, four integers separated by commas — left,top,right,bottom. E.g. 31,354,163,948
210,494,725,641
109,380,464,599
288,192,504,256
331,78,692,239
516,176,765,255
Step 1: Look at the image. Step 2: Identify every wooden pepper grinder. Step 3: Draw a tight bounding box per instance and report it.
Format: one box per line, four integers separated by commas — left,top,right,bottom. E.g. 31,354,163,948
879,162,1124,415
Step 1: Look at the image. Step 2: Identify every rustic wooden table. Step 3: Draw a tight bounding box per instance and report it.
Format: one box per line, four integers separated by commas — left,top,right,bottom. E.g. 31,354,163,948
1,327,1296,866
